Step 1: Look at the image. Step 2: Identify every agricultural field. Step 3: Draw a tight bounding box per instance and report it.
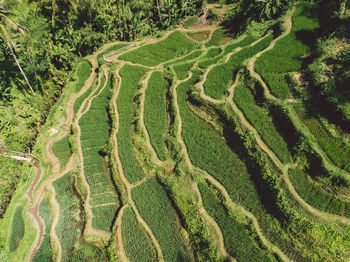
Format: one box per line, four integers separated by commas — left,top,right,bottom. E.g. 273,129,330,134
2,1,350,262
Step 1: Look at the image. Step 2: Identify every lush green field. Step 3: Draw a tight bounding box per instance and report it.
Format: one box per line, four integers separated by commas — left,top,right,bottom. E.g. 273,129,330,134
255,2,320,99
122,206,157,262
174,62,195,80
186,31,210,42
289,167,350,217
183,17,198,28
117,65,148,183
52,136,71,168
144,71,168,161
79,72,120,231
205,28,229,47
199,181,277,262
33,199,52,262
119,31,195,66
204,34,273,99
234,82,293,163
164,50,202,68
8,206,24,252
131,179,190,261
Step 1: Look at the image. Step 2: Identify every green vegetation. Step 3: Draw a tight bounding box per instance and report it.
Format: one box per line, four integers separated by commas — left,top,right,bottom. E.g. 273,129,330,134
294,103,350,172
117,65,148,183
199,181,277,261
79,72,119,231
205,28,229,47
234,81,293,163
289,167,350,217
131,179,190,261
121,206,157,262
144,71,168,160
0,157,29,218
174,62,195,80
52,136,71,168
53,172,104,261
186,31,210,42
204,34,273,99
256,2,320,99
183,17,199,28
33,199,51,262
120,31,195,66
9,206,24,252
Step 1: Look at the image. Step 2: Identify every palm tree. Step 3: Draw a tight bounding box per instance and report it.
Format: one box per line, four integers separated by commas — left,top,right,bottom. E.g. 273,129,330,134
0,7,35,94
256,0,281,20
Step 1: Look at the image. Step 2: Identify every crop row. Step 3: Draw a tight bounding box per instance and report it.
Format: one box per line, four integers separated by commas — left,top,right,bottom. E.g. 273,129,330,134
198,35,258,69
204,34,273,99
234,81,293,163
121,206,157,262
117,64,148,183
119,31,195,66
255,2,320,99
53,172,104,261
289,167,350,217
177,74,305,259
79,72,120,231
174,62,195,80
294,103,350,172
198,181,277,262
131,178,190,261
144,71,168,161
164,50,202,68
72,60,93,114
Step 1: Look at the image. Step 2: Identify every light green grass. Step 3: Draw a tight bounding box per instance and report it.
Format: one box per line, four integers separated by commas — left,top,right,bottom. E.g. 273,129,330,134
144,71,168,160
8,206,24,252
117,65,148,183
119,31,195,66
122,206,157,262
131,179,190,261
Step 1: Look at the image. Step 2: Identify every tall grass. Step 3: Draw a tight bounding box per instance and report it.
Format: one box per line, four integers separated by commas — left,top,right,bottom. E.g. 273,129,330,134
117,64,148,183
131,179,191,261
144,71,168,160
256,2,320,99
122,207,157,262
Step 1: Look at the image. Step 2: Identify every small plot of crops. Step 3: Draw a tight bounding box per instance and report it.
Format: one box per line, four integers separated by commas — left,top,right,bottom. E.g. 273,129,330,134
8,206,24,252
79,73,119,231
234,82,293,164
198,35,258,69
183,17,198,28
164,50,202,69
144,71,168,160
131,179,191,261
72,60,93,114
294,103,350,172
52,136,71,168
204,34,273,99
199,181,277,262
289,168,350,217
33,199,52,262
119,31,195,66
53,172,104,261
174,62,195,80
121,206,157,262
255,2,320,99
117,65,148,183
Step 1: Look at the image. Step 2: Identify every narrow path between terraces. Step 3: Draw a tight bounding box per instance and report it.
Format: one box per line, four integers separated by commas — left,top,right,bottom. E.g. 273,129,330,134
112,65,165,261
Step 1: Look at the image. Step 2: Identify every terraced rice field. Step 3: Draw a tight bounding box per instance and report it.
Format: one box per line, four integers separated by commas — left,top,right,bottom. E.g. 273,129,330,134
3,2,350,262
